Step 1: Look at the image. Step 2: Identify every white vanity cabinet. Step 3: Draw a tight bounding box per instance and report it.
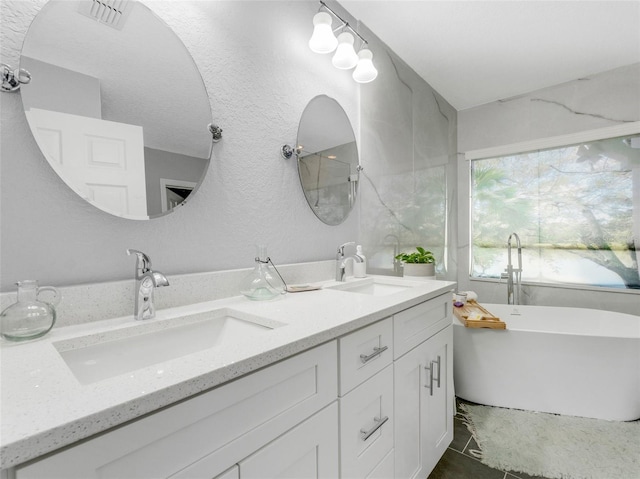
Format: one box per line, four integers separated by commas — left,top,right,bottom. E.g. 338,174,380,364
394,324,454,479
393,293,452,359
335,291,454,479
239,403,338,479
338,317,393,395
339,366,395,479
338,318,395,479
9,285,455,479
15,341,338,479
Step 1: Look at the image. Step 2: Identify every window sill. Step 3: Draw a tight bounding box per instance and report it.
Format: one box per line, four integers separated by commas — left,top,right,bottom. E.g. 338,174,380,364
469,277,639,295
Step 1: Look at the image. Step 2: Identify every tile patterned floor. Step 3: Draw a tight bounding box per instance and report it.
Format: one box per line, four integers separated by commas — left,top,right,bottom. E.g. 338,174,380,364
427,400,548,479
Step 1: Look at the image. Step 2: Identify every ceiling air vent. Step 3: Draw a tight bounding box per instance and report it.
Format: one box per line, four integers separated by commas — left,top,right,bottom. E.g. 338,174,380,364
79,0,131,30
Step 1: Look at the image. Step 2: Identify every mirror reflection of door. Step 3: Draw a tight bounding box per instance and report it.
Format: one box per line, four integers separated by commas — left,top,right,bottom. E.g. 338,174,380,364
25,108,147,217
19,0,212,220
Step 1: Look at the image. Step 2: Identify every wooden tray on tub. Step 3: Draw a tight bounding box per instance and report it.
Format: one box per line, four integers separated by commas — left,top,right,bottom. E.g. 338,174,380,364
453,300,506,329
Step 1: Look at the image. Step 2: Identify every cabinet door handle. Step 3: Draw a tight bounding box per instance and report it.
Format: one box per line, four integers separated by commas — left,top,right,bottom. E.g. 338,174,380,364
433,355,442,389
360,415,389,441
424,362,434,396
359,345,388,363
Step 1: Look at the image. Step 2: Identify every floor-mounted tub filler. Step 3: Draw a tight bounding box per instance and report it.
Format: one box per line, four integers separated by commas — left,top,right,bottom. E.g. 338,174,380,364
453,303,640,421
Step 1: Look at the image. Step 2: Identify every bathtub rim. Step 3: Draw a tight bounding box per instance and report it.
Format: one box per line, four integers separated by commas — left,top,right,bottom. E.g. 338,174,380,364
453,303,640,339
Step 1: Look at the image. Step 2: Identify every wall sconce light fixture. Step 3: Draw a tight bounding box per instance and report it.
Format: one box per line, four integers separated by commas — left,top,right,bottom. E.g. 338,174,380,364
332,32,358,70
309,11,338,54
352,49,377,83
309,1,378,83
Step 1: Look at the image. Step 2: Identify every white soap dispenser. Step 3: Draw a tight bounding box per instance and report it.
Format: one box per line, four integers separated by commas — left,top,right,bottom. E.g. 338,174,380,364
354,245,367,278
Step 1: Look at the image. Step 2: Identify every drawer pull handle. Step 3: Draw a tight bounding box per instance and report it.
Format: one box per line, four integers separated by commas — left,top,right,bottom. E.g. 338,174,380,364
424,356,442,396
360,415,389,441
433,355,442,389
360,346,388,363
424,362,434,395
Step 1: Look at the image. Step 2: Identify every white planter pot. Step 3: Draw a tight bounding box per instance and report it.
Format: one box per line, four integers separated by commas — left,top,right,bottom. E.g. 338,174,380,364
402,263,435,277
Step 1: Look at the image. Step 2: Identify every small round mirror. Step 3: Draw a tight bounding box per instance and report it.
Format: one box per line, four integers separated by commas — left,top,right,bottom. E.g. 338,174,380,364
296,95,359,225
19,0,213,220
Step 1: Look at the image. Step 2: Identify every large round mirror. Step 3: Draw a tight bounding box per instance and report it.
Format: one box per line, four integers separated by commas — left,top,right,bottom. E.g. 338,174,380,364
296,95,359,225
20,0,213,220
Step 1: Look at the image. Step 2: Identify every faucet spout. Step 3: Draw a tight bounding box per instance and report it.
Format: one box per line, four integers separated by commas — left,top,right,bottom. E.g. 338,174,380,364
127,249,169,320
335,242,363,281
150,270,170,288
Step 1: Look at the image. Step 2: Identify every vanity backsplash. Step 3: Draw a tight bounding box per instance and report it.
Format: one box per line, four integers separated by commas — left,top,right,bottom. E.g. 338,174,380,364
0,260,335,328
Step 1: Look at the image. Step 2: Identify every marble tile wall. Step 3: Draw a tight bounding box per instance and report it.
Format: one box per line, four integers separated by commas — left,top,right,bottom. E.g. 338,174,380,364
457,63,640,315
357,25,458,279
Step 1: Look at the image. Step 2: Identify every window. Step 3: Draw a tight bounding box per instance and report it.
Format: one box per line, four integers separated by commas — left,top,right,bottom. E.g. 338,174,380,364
469,130,640,290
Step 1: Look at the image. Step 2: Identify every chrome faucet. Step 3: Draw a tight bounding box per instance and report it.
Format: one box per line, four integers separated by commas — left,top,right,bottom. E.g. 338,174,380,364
335,242,364,282
126,249,170,320
502,233,522,305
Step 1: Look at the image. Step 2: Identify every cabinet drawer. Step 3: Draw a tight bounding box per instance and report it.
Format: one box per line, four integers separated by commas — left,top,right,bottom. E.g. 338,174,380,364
339,365,394,479
214,466,239,479
339,318,393,395
393,293,451,359
366,449,394,479
239,403,339,479
16,341,337,479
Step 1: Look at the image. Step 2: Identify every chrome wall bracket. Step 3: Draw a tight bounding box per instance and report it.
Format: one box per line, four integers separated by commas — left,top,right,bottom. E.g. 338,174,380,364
281,144,296,160
1,63,31,92
208,123,223,143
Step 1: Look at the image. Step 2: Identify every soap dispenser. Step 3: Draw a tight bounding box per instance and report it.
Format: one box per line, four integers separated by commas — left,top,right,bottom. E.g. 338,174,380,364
354,245,367,278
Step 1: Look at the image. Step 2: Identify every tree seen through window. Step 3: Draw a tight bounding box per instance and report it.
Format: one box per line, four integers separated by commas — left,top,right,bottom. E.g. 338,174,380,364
471,135,639,289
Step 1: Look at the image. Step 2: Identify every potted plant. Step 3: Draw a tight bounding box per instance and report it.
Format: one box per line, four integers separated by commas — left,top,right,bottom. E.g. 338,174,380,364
395,246,436,277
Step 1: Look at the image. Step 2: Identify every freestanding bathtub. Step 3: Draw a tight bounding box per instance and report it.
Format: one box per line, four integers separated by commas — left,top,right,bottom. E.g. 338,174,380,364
453,303,640,421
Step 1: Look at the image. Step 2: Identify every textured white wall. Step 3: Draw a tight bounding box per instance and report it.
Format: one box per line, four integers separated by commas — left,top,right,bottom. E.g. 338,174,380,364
457,63,640,314
0,0,365,289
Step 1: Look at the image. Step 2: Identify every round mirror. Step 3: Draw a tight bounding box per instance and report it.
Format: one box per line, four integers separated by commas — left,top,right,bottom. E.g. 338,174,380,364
296,95,359,225
20,0,213,220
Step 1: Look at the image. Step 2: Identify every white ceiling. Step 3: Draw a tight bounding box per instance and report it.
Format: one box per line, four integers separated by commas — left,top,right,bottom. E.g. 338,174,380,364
339,0,640,110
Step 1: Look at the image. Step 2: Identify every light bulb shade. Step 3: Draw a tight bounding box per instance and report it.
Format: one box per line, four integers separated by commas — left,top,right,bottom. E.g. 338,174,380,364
332,32,358,69
309,12,338,54
352,49,378,83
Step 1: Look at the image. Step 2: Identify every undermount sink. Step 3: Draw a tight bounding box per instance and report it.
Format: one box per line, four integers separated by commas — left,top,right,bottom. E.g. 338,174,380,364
54,309,285,385
326,277,417,296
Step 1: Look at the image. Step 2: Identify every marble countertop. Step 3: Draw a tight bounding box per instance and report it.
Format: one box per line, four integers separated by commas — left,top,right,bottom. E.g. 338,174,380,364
0,275,455,469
